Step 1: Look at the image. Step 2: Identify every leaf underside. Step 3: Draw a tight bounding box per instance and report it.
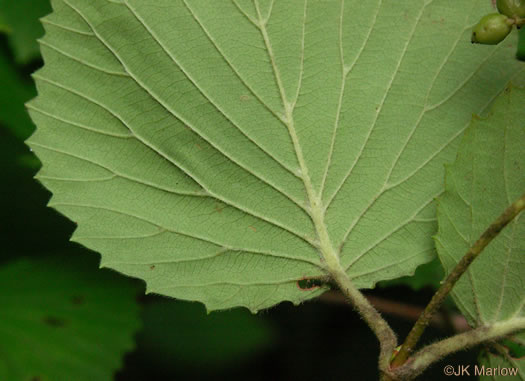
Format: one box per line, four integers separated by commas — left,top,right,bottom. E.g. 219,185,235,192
435,85,525,379
29,0,525,312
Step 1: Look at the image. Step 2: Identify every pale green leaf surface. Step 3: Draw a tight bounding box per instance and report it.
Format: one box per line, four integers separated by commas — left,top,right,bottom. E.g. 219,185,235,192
0,256,141,381
436,85,525,379
28,0,525,311
435,85,525,326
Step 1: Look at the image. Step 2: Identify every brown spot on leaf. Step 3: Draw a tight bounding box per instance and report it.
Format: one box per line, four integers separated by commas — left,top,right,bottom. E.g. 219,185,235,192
71,296,85,305
248,226,257,232
150,265,156,270
240,94,251,102
43,316,67,328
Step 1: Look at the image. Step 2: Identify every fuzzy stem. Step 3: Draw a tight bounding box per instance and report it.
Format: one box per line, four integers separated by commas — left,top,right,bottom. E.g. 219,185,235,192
331,267,398,372
391,318,525,380
390,192,525,369
254,1,398,373
512,17,525,27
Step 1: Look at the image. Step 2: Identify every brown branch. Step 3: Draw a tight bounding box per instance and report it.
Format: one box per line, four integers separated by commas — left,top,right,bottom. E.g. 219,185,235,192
390,191,525,370
319,292,470,333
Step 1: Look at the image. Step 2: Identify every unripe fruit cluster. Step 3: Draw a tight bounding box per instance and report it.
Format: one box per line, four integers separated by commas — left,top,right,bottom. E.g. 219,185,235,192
471,0,525,45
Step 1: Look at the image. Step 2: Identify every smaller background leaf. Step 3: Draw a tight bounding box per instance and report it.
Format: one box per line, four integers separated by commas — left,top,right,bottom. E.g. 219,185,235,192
0,0,51,63
0,52,36,140
435,83,525,377
378,257,444,291
478,332,525,380
517,28,525,62
0,254,141,381
502,335,525,359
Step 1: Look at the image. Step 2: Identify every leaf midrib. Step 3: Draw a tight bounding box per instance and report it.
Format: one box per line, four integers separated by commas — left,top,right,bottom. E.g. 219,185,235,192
253,0,341,273
42,0,525,292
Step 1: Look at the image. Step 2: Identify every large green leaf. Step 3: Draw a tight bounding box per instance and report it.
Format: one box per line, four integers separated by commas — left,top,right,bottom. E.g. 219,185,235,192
435,85,525,378
0,256,141,381
28,0,525,312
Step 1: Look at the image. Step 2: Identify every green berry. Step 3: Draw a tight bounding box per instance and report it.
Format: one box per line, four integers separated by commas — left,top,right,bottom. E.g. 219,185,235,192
497,0,525,18
471,13,512,45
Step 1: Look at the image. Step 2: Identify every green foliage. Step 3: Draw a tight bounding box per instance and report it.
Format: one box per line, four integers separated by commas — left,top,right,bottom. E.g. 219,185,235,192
518,27,525,61
503,336,525,358
0,53,36,140
0,256,141,381
436,84,525,326
28,0,525,312
478,333,525,380
1,0,294,379
0,23,10,34
0,1,524,379
436,85,525,378
138,299,274,369
378,257,444,291
0,0,51,63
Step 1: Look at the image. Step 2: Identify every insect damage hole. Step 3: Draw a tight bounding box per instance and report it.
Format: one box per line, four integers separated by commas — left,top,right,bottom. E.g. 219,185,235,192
43,316,67,328
71,295,85,305
296,277,324,291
